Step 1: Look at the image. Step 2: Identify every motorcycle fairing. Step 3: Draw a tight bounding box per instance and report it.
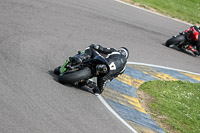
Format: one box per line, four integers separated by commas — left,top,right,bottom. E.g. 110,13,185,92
59,59,69,74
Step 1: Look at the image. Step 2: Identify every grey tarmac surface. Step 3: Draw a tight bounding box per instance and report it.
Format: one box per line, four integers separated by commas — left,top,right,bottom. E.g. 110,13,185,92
0,0,199,133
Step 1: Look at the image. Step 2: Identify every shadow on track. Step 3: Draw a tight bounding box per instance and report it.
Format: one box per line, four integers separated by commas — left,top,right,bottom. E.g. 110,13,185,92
47,70,94,94
161,43,197,57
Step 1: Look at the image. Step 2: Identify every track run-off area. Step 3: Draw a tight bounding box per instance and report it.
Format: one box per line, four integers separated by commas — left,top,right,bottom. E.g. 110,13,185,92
0,0,200,133
101,62,200,133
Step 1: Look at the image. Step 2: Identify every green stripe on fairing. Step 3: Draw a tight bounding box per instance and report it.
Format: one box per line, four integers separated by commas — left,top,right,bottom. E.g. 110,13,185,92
60,59,69,73
59,52,84,74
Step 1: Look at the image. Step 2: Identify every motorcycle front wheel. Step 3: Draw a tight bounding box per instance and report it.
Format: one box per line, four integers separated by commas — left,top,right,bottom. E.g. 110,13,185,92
166,34,186,47
58,67,92,84
54,66,61,75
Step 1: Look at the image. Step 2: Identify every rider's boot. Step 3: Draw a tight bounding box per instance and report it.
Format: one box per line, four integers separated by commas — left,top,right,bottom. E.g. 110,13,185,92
188,45,200,56
194,50,200,56
188,45,193,50
92,87,100,94
69,52,90,64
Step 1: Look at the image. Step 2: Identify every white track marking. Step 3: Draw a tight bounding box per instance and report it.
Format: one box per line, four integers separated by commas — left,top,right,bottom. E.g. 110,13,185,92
98,61,200,133
128,62,200,75
97,95,138,133
98,1,197,132
114,0,192,26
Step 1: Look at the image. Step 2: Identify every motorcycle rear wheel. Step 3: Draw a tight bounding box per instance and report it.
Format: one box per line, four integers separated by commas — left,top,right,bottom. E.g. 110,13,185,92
58,67,92,84
166,35,186,47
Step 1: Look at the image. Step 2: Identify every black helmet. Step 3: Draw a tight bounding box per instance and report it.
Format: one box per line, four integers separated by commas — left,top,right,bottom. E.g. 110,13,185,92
118,47,129,59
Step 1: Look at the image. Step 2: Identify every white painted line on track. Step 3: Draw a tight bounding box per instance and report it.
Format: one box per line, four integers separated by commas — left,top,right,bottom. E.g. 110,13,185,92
98,62,200,133
114,0,192,26
97,95,138,133
97,1,197,132
128,62,200,76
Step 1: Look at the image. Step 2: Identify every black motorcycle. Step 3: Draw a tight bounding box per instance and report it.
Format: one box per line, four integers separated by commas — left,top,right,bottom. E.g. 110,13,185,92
165,31,199,56
54,52,109,86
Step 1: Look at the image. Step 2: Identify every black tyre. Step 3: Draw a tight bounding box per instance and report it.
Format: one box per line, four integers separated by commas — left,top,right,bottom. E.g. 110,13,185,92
54,66,61,75
166,35,186,47
58,67,91,84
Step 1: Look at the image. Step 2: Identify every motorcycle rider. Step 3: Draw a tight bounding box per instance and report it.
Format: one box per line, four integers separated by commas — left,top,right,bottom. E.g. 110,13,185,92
183,25,200,55
69,44,129,95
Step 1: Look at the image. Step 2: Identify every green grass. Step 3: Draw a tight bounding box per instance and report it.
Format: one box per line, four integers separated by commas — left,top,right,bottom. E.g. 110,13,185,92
139,80,200,133
130,0,200,25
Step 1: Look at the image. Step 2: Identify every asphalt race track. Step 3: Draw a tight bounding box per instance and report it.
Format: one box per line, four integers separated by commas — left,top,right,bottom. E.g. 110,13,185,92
0,0,199,133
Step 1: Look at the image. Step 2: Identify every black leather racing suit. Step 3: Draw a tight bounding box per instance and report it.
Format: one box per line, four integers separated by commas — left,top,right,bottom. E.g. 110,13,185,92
84,44,127,94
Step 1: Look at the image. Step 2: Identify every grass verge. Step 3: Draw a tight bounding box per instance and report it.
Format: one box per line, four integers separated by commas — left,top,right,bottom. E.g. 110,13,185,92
122,0,200,25
138,80,200,133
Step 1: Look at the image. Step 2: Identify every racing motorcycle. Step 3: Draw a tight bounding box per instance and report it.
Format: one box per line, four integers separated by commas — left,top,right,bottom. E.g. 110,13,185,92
54,51,109,86
165,27,199,56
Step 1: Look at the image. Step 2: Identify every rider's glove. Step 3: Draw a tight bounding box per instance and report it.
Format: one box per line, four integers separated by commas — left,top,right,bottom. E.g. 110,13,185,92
179,31,185,35
90,44,100,50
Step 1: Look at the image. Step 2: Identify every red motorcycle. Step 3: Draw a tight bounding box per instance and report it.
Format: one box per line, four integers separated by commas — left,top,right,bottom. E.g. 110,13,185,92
166,27,199,56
